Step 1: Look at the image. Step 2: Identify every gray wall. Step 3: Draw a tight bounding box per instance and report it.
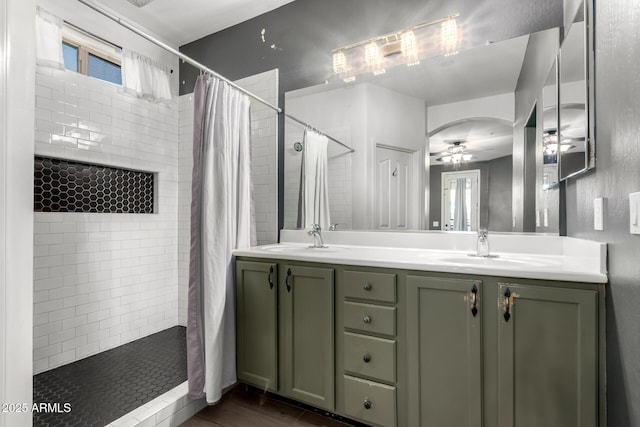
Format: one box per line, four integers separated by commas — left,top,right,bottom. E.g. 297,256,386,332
429,155,513,232
565,0,640,424
179,0,562,95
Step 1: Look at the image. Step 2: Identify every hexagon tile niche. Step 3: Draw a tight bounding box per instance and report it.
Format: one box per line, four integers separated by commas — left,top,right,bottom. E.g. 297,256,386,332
34,157,155,213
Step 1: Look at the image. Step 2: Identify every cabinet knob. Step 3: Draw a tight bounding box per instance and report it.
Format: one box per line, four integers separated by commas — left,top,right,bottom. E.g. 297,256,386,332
363,315,372,324
363,399,372,410
363,353,371,363
363,282,372,291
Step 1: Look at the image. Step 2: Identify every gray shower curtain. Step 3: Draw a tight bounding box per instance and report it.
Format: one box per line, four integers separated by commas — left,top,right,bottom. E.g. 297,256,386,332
187,74,253,404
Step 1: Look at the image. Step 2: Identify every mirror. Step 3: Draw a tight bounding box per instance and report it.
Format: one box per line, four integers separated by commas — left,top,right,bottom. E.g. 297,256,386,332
559,0,593,179
542,60,559,192
284,27,561,232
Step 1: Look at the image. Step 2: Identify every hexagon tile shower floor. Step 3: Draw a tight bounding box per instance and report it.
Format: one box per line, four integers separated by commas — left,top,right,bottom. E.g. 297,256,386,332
33,326,186,427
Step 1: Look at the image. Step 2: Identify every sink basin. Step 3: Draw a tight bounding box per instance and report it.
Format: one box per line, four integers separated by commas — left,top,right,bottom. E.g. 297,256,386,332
258,244,344,253
438,255,548,268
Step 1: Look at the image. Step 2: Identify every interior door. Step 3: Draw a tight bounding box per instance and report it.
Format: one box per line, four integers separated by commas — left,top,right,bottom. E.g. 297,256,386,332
441,170,480,231
375,146,415,229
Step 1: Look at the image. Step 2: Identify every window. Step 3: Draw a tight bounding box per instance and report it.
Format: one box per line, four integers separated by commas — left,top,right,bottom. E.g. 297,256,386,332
62,25,122,86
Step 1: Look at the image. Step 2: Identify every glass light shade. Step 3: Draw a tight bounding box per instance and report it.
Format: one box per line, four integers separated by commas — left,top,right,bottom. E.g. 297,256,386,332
441,17,458,55
401,31,419,65
332,51,347,74
462,154,473,161
365,42,382,67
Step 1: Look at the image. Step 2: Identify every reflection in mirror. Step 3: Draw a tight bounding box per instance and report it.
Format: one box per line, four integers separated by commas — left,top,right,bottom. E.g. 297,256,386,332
542,60,559,190
559,1,589,179
284,28,561,233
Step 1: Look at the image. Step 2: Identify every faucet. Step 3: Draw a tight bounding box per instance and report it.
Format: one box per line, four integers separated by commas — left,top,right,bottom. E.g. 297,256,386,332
476,229,490,257
308,224,325,248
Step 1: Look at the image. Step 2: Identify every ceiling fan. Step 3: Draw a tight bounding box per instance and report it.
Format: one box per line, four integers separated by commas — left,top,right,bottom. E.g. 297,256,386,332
431,140,493,164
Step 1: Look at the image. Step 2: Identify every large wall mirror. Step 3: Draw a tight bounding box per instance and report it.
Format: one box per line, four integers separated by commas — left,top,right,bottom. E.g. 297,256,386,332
282,1,591,233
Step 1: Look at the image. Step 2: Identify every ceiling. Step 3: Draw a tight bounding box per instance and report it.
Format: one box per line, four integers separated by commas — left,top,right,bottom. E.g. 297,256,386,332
99,0,296,46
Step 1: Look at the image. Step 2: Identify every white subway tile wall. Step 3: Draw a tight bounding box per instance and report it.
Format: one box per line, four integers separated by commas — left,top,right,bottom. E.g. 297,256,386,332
177,70,279,325
33,65,180,373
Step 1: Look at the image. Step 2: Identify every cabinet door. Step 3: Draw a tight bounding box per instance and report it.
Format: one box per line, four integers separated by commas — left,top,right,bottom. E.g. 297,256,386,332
236,260,278,391
497,283,598,427
281,264,335,411
407,276,483,427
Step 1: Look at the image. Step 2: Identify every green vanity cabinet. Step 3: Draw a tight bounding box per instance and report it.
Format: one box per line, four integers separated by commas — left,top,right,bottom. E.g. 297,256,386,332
236,256,605,427
279,264,335,411
496,282,599,427
235,260,278,392
406,275,483,427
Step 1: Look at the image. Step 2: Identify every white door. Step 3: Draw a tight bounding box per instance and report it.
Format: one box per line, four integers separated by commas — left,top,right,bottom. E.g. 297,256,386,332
375,146,415,229
441,170,480,231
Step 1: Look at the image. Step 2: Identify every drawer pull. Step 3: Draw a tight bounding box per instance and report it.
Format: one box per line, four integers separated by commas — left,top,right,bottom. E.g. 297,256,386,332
363,353,371,363
363,399,372,410
286,268,292,293
363,315,372,324
363,282,372,291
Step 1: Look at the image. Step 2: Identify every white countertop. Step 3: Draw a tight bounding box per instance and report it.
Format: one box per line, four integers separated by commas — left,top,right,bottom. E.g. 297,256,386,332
233,231,607,284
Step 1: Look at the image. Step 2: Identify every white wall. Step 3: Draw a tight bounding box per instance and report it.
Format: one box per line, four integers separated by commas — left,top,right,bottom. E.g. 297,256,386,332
33,65,180,373
427,92,515,133
177,69,279,325
31,2,181,373
1,0,36,425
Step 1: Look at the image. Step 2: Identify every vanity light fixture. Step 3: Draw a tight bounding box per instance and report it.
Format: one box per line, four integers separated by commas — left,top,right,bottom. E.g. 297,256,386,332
330,14,460,79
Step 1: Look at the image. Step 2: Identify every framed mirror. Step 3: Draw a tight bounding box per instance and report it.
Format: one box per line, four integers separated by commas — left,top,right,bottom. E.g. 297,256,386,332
283,27,561,233
559,0,595,180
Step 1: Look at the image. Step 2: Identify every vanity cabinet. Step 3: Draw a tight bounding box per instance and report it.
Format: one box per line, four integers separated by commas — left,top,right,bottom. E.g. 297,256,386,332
235,256,605,427
342,270,398,427
496,282,599,427
235,260,278,392
406,276,483,427
235,260,335,410
279,264,335,411
405,273,603,427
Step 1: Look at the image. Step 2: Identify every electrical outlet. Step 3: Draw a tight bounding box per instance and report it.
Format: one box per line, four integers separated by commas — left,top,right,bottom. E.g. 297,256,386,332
432,220,439,228
630,193,640,234
594,198,604,231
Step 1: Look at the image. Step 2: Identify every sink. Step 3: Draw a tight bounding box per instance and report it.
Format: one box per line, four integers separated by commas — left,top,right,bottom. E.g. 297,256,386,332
258,244,344,253
437,255,548,268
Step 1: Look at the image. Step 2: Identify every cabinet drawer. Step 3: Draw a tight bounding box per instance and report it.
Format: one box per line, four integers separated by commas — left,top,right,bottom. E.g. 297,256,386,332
344,270,396,303
344,375,396,427
344,302,396,336
344,332,396,383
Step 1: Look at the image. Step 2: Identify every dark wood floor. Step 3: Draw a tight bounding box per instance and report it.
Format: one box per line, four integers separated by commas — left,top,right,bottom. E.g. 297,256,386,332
181,385,362,427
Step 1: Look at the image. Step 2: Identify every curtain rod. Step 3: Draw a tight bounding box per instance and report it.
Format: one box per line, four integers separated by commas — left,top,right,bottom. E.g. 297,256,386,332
75,0,281,114
75,0,354,153
285,114,355,153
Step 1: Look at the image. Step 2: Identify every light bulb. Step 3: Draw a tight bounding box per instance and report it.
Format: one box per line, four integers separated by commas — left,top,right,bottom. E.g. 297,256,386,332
401,31,419,66
441,17,458,55
332,51,347,74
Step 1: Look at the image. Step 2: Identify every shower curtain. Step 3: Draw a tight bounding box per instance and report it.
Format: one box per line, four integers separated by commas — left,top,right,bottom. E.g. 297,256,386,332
297,129,331,230
187,75,253,404
453,178,468,231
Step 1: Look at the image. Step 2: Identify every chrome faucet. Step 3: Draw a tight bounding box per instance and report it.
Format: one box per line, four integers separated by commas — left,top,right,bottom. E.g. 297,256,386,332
308,224,325,248
476,229,490,257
